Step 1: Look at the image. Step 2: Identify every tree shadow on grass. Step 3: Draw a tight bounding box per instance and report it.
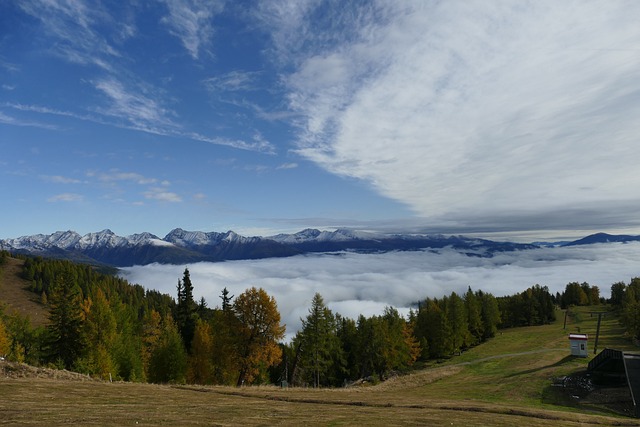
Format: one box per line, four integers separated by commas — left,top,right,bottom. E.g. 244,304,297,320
504,355,577,378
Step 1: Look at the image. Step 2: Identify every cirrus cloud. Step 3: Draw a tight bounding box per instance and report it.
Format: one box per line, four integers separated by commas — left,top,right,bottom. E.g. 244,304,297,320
264,1,640,234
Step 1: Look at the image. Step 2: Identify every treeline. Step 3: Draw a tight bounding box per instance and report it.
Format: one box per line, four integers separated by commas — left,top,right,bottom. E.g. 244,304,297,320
556,282,602,308
0,253,605,387
1,257,285,385
610,278,640,341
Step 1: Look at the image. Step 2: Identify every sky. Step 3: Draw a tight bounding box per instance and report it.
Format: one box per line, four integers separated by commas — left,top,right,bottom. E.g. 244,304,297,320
121,242,640,339
2,1,640,241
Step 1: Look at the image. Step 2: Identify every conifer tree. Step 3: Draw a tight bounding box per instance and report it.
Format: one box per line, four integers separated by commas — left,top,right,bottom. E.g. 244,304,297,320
141,309,162,378
294,293,339,387
336,315,358,382
622,283,640,340
210,308,240,385
610,282,626,307
79,289,117,379
423,299,452,359
447,292,468,354
220,287,234,312
110,300,144,381
0,317,10,357
148,314,187,384
465,287,483,346
402,320,421,367
175,268,197,351
46,274,84,369
187,319,214,384
479,291,501,340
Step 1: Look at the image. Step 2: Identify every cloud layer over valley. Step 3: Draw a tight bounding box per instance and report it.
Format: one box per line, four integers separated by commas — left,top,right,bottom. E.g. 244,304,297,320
121,242,640,339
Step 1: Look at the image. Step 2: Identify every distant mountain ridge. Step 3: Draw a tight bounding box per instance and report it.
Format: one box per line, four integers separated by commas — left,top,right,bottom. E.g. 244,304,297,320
0,229,636,268
560,232,640,246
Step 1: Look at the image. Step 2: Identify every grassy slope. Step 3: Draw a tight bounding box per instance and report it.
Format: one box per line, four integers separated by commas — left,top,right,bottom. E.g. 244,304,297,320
0,257,48,327
1,256,639,425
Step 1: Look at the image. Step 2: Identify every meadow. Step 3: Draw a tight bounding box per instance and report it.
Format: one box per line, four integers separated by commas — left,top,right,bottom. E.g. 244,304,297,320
2,304,639,426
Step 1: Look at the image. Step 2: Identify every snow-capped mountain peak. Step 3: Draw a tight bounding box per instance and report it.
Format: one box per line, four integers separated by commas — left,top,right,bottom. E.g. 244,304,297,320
0,227,546,268
164,228,221,246
77,229,127,249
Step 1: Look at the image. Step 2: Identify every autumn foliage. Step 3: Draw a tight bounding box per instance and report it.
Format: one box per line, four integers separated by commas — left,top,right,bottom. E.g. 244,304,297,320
0,253,578,387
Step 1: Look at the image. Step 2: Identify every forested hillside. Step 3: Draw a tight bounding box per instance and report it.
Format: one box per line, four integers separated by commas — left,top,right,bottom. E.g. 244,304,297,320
1,251,633,388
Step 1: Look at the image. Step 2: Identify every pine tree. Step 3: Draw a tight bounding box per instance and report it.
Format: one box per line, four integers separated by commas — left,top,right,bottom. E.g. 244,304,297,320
175,268,197,351
220,287,234,312
465,287,483,346
294,293,339,387
423,299,452,359
46,274,84,369
479,291,501,340
447,292,468,354
336,315,358,382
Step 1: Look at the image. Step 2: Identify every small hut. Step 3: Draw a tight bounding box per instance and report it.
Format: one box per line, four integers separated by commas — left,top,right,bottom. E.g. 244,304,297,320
569,333,588,357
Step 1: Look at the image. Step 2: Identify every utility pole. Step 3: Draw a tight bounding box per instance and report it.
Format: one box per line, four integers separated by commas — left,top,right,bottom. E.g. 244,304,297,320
590,312,607,355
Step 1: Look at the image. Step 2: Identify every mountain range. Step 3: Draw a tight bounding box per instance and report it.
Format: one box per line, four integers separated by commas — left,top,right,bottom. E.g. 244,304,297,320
0,229,637,268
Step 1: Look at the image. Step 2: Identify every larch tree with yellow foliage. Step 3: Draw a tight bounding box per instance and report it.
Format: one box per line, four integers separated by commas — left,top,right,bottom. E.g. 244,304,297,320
233,287,285,386
187,319,214,384
0,317,10,358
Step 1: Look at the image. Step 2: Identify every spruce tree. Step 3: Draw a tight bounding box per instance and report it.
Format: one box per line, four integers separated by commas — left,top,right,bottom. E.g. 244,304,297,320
465,287,483,346
175,268,197,351
220,287,234,312
46,274,84,369
479,291,501,340
446,292,468,354
295,293,339,387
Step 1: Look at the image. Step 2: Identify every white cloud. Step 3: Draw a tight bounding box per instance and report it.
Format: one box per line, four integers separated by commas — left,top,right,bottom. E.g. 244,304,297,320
264,1,640,233
93,78,177,131
42,175,85,184
160,0,225,59
0,111,58,130
18,0,120,71
187,131,276,153
47,193,83,202
96,170,158,185
6,103,274,153
143,187,183,203
121,242,640,340
276,162,298,170
203,70,261,92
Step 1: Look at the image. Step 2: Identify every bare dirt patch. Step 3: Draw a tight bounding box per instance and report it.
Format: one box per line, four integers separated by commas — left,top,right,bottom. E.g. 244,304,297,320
0,359,95,381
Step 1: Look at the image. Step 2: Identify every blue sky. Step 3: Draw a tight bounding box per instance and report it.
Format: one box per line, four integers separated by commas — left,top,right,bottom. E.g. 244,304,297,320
2,1,640,240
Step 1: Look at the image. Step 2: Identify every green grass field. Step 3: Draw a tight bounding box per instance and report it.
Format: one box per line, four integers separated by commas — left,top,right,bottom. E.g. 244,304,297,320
2,259,640,425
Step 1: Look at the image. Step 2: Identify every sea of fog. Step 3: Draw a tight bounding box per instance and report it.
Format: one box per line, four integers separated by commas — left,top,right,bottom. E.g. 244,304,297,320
120,242,640,340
